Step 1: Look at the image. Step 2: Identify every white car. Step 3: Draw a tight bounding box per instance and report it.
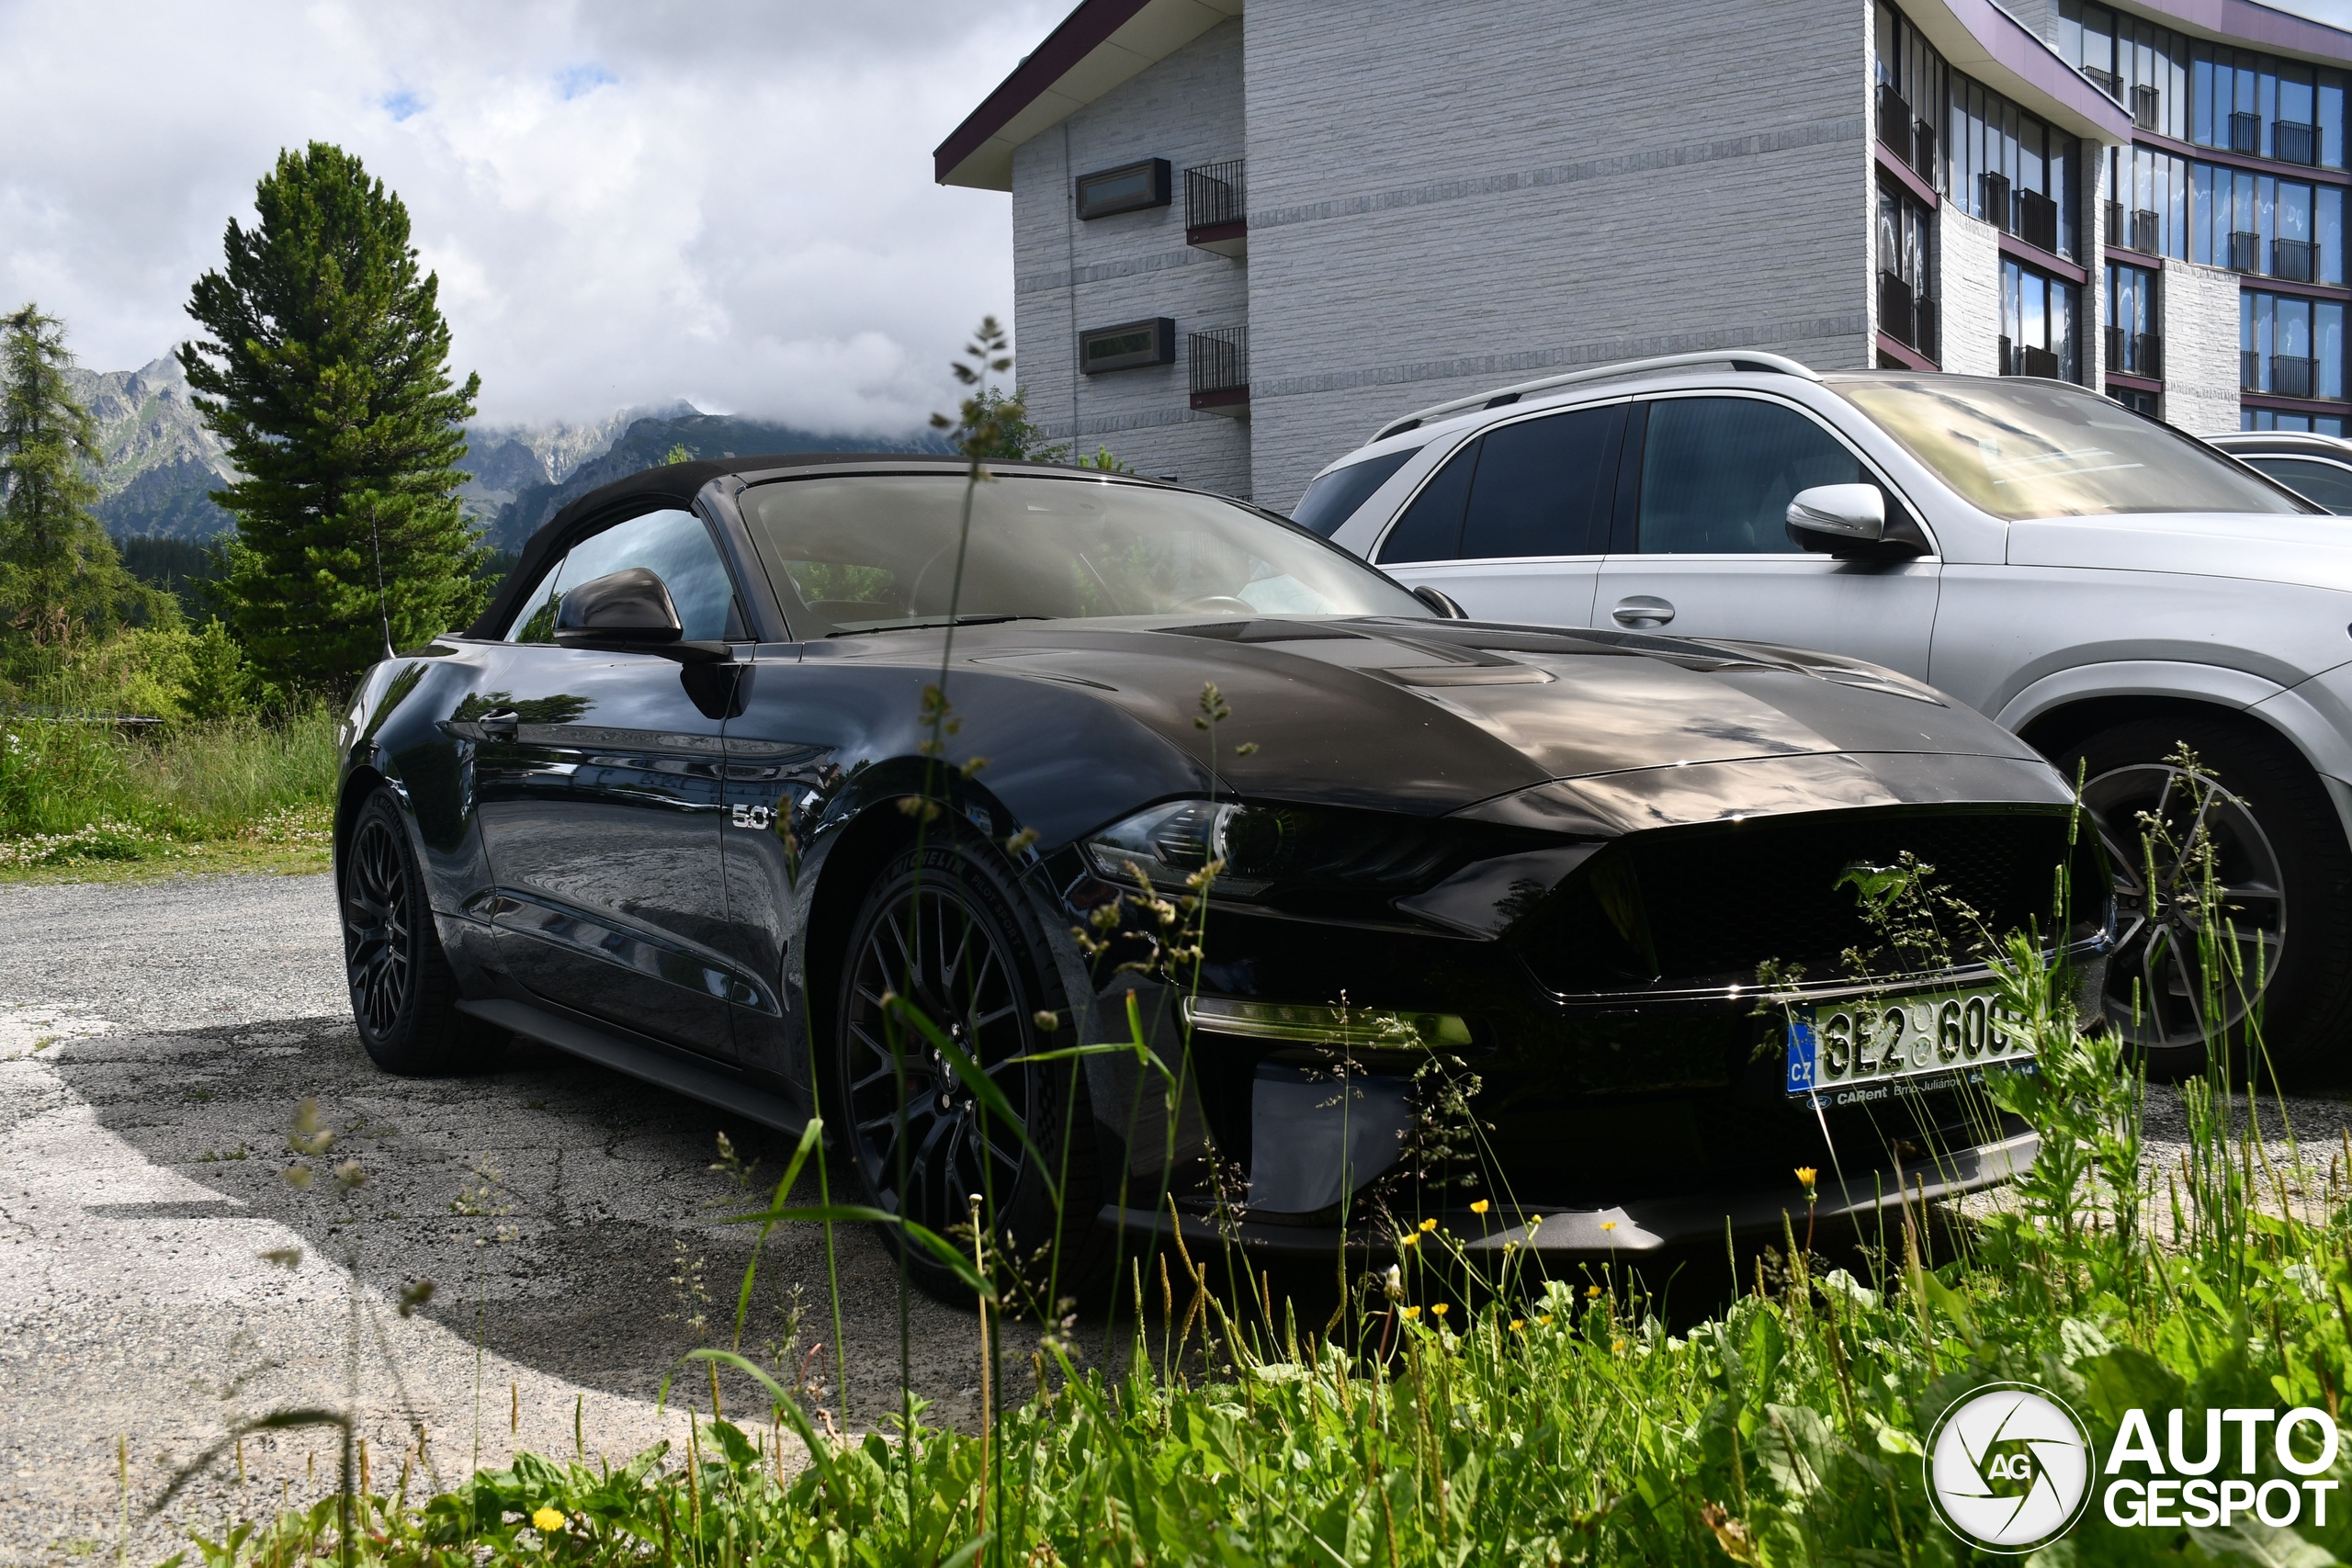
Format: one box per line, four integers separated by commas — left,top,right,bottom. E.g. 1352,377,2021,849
1299,352,2352,1073
2207,431,2352,515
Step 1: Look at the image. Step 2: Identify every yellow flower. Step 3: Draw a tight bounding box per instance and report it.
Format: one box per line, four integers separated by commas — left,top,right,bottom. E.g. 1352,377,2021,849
1469,1199,1490,1215
532,1507,567,1533
1430,1303,1450,1317
1585,1285,1602,1300
1396,1232,1419,1248
1600,1220,1617,1232
1611,1338,1627,1353
1510,1318,1526,1332
1795,1166,1819,1193
1538,1314,1555,1325
1400,1305,1421,1319
1419,1217,1439,1232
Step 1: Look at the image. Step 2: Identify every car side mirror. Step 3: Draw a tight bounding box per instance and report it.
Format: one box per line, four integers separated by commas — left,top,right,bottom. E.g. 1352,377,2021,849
1786,484,1884,545
1411,584,1469,619
556,568,684,646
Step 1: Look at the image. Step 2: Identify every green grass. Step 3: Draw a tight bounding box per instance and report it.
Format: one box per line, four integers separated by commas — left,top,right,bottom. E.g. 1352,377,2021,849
0,707,336,877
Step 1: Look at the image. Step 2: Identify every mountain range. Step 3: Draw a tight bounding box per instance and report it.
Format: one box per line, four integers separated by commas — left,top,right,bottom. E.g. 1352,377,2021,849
66,355,946,553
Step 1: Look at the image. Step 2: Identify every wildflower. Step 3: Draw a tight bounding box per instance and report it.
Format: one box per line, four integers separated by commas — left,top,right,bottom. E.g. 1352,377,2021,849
1396,1232,1419,1248
1611,1338,1627,1353
1381,1264,1404,1300
1539,1314,1555,1325
1469,1199,1490,1215
1795,1166,1819,1195
1400,1305,1421,1319
1600,1220,1617,1232
532,1507,567,1532
1510,1318,1526,1332
1430,1303,1449,1317
1419,1217,1438,1232
1585,1285,1602,1300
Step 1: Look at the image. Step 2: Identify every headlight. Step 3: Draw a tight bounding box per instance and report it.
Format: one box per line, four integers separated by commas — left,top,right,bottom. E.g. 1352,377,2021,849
1081,800,1269,896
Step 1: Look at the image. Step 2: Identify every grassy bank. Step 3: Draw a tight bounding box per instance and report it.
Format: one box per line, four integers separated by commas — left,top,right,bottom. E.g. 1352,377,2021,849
141,927,2352,1567
0,707,337,878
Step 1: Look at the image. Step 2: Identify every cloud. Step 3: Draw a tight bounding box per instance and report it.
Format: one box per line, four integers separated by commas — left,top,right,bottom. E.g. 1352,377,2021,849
0,0,1060,432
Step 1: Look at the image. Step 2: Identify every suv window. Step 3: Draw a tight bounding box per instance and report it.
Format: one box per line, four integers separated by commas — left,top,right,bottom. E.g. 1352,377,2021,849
1636,397,1871,554
2243,456,2352,513
1293,449,1417,537
511,508,741,644
1377,404,1623,563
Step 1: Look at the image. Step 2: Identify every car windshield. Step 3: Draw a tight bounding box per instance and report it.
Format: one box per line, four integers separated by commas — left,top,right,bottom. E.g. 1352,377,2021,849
739,472,1430,636
1833,377,2313,520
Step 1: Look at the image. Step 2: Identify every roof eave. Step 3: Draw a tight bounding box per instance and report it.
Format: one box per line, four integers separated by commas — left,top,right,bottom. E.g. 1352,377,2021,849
1908,0,2137,141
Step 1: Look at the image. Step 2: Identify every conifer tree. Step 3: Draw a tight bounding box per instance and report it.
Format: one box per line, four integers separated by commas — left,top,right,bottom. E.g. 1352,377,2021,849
0,305,156,654
180,141,485,692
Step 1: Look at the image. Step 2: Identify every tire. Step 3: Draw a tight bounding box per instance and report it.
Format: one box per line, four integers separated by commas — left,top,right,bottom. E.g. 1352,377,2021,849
340,788,507,1076
2052,713,2352,1078
831,835,1105,1307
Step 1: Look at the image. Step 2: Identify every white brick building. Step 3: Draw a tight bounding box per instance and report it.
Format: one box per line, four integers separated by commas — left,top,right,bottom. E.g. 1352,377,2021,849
937,0,2352,511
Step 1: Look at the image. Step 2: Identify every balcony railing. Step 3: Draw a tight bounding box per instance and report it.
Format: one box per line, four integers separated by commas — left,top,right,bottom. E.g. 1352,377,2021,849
1188,326,1249,413
1184,161,1247,257
2230,231,2262,273
2132,84,2161,130
2245,350,2263,390
2001,337,2061,378
1982,171,2012,231
2278,119,2319,165
2232,111,2262,155
2276,355,2319,399
2104,326,2163,379
2085,65,2121,98
2132,209,2160,254
2017,189,2058,253
1876,83,1911,154
2277,237,2320,283
1879,271,1939,360
2103,198,2122,248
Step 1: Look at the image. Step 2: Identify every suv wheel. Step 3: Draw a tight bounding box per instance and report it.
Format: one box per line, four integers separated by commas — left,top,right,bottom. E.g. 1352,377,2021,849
2056,714,2352,1077
834,835,1104,1307
341,789,506,1075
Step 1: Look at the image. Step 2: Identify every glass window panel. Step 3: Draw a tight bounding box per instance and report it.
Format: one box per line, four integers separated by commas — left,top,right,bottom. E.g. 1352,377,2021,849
2281,296,2312,358
1376,443,1476,564
2324,72,2346,167
2192,163,2213,264
2022,117,2045,195
1636,400,1869,556
1290,448,1418,538
559,508,738,641
2259,175,2277,251
2263,67,2278,150
2281,181,2312,243
1458,406,1625,560
2283,66,2315,130
2246,457,2352,511
2321,301,2346,400
2061,0,2082,67
2323,417,2347,437
2195,51,2215,145
2323,187,2344,284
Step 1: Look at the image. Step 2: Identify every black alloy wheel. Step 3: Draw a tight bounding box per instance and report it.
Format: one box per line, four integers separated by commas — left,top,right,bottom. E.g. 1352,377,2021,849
2061,714,2352,1077
340,788,504,1076
835,838,1100,1303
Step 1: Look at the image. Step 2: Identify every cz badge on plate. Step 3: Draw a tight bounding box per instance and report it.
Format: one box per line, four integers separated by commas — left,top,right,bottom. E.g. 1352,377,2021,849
1784,987,2030,1102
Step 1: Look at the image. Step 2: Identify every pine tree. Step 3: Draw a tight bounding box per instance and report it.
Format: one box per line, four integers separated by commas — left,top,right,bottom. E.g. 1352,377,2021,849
0,305,149,650
180,141,485,693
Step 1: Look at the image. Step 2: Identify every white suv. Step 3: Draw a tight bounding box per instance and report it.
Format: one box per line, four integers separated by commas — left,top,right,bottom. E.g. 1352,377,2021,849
1299,351,2352,1073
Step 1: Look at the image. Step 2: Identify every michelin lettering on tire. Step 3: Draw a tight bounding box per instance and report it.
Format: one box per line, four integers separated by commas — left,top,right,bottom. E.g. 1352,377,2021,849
1926,1382,2095,1551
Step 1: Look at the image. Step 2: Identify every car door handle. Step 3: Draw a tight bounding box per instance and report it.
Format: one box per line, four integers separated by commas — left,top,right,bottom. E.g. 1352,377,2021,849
478,707,520,739
1611,596,1676,626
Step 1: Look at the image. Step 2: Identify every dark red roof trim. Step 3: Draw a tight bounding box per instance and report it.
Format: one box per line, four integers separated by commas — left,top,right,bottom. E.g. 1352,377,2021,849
934,0,1153,184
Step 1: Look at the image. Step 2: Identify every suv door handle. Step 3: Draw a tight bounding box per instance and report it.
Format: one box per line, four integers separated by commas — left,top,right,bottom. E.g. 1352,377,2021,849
1611,596,1676,626
478,707,520,739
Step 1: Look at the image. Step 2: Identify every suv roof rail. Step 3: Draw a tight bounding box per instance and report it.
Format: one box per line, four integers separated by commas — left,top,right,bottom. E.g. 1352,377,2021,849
1367,348,1822,444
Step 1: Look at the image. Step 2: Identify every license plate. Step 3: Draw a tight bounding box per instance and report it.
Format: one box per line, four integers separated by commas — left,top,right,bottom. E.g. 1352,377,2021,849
1784,987,2030,1101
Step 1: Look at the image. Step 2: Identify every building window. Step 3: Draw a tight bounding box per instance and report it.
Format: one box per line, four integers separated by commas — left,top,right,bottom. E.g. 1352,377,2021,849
1079,317,1176,374
1878,181,1938,360
2188,44,2346,169
2104,262,2161,379
2002,260,2078,381
1874,5,1945,181
2245,408,2350,435
2104,145,2188,259
2058,1,2189,139
2192,166,2346,284
1949,76,2078,258
2109,387,2160,417
1073,159,1171,220
2243,291,2346,400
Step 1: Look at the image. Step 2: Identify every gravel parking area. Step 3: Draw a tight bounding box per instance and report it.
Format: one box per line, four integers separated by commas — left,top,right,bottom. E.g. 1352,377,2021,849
0,873,986,1565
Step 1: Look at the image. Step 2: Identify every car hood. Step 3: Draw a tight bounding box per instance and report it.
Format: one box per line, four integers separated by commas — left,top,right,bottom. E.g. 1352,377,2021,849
916,616,2054,820
2007,510,2352,592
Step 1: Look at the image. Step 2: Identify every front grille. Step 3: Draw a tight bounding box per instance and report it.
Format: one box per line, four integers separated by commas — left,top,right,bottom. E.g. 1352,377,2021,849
1521,808,2086,995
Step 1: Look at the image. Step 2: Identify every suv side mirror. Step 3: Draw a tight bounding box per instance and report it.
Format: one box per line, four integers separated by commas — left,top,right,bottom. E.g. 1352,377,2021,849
556,567,684,646
1785,484,1929,558
1411,584,1469,619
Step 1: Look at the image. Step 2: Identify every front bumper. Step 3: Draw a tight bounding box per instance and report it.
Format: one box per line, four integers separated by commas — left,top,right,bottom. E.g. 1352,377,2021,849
1101,1127,2038,1261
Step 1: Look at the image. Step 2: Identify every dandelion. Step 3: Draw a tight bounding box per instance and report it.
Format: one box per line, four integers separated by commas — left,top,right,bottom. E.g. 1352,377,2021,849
1419,1217,1438,1232
1794,1165,1818,1193
1600,1220,1617,1232
1469,1199,1490,1215
1400,1305,1421,1319
531,1507,567,1532
1430,1303,1449,1317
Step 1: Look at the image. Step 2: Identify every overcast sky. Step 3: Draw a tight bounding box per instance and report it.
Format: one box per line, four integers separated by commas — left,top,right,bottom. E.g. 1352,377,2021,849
8,0,2352,436
0,0,1059,434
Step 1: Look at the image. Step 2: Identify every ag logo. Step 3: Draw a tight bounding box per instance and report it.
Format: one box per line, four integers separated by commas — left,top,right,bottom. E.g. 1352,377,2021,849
1926,1382,2095,1551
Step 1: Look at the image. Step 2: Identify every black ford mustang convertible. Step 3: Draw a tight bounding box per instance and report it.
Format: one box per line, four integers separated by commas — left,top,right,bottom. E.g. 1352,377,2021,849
334,454,2102,1296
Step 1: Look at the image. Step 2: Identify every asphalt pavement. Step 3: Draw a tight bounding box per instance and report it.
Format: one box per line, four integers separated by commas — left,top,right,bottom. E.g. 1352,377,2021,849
0,872,989,1566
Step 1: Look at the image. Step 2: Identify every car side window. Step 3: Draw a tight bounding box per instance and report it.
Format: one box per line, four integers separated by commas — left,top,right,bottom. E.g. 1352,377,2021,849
554,508,741,641
1376,441,1478,563
1635,398,1871,554
1456,405,1623,559
505,558,567,643
1293,449,1418,538
2245,456,2352,513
